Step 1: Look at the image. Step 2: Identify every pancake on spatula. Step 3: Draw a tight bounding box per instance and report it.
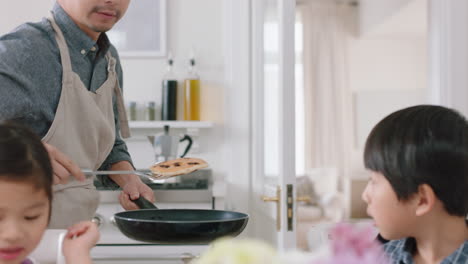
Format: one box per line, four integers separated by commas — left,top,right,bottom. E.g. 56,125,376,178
149,157,208,179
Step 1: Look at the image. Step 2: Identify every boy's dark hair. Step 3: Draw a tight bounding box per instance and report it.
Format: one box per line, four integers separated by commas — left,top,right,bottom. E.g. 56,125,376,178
0,122,53,203
364,105,468,217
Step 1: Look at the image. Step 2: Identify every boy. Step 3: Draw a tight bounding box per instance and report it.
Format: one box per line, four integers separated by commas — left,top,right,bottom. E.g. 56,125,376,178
361,105,468,263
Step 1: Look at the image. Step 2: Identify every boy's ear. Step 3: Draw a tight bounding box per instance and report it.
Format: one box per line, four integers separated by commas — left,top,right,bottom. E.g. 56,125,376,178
414,184,436,216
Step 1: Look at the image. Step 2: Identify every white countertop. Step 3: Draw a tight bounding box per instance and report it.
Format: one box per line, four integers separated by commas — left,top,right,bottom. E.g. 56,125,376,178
91,244,209,262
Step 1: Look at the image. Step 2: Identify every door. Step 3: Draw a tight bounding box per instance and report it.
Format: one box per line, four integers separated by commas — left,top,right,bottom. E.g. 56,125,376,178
250,0,297,250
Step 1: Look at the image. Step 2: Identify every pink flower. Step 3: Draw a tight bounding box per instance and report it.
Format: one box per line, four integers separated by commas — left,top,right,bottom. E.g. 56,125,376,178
311,222,388,264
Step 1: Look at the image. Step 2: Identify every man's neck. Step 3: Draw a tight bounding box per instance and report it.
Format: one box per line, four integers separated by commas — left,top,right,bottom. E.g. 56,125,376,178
76,24,100,41
413,216,467,264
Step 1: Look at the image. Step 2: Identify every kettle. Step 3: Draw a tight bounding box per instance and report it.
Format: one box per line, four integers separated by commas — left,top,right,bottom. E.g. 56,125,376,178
147,125,193,163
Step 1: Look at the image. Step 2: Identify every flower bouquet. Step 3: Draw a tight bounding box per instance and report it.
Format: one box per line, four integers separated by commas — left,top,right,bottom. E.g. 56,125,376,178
193,222,388,264
192,237,281,264
309,222,388,264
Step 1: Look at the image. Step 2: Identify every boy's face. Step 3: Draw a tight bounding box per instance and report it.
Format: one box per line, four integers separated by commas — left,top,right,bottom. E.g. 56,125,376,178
58,0,131,40
0,180,50,264
361,171,418,240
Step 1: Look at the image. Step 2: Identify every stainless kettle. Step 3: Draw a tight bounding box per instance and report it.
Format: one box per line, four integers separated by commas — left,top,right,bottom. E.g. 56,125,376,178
147,125,193,162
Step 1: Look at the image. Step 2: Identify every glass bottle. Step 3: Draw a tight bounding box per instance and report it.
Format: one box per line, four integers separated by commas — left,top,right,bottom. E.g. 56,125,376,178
128,101,137,121
183,56,201,120
161,54,177,120
147,101,156,121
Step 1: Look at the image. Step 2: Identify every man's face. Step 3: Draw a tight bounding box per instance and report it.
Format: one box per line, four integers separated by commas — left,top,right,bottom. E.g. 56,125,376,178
58,0,131,40
361,171,418,240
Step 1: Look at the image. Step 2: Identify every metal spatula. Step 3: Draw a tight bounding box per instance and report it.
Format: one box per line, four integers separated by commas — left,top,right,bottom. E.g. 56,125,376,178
82,169,174,180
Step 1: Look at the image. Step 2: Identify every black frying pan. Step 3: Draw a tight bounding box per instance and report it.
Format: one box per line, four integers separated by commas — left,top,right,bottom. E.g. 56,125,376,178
113,196,249,244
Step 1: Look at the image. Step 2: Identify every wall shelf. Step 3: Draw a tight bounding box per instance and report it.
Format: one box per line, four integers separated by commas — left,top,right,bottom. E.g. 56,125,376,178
129,121,214,129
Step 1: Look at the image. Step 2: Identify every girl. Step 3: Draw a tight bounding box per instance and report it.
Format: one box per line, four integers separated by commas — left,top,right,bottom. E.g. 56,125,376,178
0,122,99,264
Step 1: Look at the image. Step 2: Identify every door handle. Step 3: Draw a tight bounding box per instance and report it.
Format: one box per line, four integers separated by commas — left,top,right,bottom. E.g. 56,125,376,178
261,196,279,202
260,186,281,231
296,196,312,203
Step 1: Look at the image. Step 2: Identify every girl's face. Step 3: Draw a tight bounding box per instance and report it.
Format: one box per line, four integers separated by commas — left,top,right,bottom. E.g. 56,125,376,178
361,171,418,240
0,180,50,264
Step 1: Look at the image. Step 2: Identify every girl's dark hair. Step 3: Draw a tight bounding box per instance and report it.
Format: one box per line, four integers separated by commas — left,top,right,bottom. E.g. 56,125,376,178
364,105,468,217
0,122,53,203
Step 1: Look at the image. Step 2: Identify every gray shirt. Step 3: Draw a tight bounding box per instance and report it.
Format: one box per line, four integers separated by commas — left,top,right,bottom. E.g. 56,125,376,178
0,3,133,177
384,238,468,264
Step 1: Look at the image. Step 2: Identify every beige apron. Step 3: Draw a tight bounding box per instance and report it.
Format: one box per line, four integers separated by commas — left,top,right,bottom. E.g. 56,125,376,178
43,15,130,229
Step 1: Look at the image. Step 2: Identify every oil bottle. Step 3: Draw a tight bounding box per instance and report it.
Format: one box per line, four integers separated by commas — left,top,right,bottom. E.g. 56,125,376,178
183,55,200,120
161,53,177,120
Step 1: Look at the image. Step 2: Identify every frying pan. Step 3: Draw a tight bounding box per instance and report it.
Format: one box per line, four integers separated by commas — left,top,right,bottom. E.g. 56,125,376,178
113,196,249,244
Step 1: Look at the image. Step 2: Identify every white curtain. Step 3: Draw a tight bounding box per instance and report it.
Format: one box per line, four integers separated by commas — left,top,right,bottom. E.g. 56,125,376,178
301,1,354,177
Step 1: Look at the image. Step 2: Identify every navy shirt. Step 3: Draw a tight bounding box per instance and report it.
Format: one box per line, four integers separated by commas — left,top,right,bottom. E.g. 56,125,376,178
0,3,132,176
384,238,468,264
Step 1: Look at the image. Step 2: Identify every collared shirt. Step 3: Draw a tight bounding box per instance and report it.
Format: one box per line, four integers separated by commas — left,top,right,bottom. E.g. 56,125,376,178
384,238,468,264
0,3,132,179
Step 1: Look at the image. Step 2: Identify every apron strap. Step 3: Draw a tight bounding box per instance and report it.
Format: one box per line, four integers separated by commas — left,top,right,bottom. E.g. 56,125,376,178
105,53,131,139
47,12,73,84
114,84,131,138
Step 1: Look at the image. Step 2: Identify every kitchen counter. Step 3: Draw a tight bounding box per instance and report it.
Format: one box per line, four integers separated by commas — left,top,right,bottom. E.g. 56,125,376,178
92,244,209,264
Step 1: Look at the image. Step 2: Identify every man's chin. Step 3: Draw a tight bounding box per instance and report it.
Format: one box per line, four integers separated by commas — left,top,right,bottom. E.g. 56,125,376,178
89,24,114,34
97,27,113,34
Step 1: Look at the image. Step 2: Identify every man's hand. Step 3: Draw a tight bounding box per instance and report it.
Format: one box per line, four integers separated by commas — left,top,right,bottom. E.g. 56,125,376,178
108,161,155,210
43,142,85,184
119,179,155,210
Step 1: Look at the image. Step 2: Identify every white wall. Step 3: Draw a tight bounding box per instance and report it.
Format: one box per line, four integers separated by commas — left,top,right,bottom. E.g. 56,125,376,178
346,4,428,186
348,38,427,92
359,0,410,35
348,37,428,149
349,4,428,158
0,0,56,34
361,0,427,38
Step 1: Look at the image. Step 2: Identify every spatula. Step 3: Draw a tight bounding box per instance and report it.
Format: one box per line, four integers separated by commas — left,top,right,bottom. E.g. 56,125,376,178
82,169,175,180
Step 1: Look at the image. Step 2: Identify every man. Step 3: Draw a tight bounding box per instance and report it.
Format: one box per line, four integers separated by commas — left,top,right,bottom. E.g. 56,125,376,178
0,0,154,228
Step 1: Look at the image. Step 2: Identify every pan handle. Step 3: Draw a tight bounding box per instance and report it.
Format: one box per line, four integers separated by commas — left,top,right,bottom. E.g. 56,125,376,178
132,196,158,209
